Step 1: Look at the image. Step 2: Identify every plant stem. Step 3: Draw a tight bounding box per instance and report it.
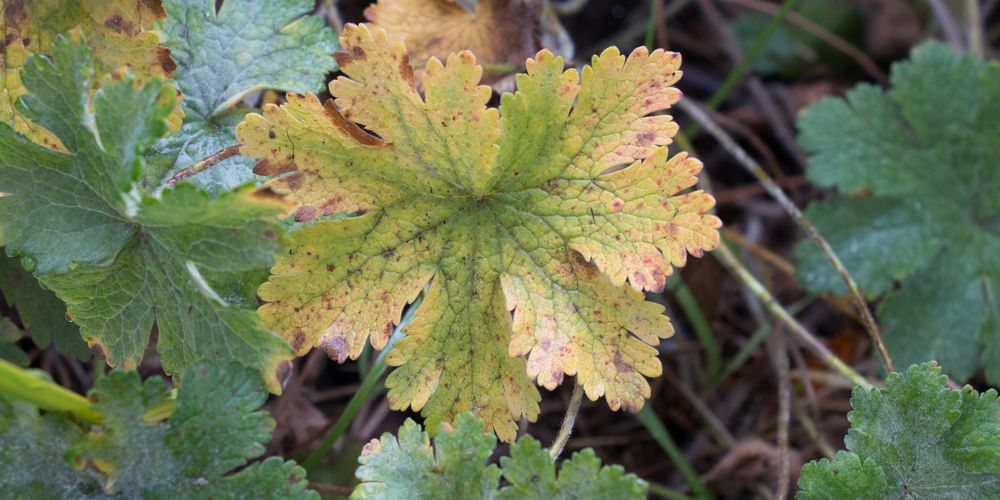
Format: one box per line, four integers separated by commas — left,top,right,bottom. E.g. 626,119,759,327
646,0,662,50
676,97,895,374
668,274,721,383
721,0,888,85
683,0,802,139
549,378,584,460
714,244,874,390
967,0,984,57
768,327,791,500
163,145,242,188
307,482,355,496
636,405,716,500
926,0,966,51
648,480,697,500
0,358,102,425
303,356,388,471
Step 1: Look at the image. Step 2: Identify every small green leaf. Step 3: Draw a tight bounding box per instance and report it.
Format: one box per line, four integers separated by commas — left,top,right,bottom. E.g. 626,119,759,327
352,412,646,500
0,362,318,499
796,363,1000,499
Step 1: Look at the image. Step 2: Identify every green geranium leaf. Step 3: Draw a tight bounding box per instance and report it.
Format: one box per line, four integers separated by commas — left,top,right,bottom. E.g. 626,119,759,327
0,362,318,499
0,30,294,391
797,363,1000,499
794,41,1000,382
0,253,89,360
351,411,646,499
146,0,339,195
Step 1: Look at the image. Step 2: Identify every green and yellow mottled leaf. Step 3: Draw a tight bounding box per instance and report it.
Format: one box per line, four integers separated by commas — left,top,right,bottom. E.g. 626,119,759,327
1,0,178,149
237,24,720,440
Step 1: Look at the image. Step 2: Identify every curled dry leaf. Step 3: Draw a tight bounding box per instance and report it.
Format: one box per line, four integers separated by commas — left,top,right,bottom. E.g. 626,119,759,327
364,0,573,90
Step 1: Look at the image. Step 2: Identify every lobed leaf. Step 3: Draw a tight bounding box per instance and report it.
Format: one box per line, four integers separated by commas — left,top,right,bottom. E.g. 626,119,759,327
797,363,1000,499
0,362,318,499
237,24,720,440
0,30,294,391
352,411,646,500
146,0,339,195
794,41,1000,383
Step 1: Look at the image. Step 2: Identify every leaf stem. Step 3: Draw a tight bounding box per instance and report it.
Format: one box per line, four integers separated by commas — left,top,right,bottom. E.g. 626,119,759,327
302,354,388,471
676,97,895,374
163,145,243,189
636,405,716,500
667,274,722,384
0,358,102,425
926,0,966,52
549,378,584,460
714,244,874,390
967,0,984,57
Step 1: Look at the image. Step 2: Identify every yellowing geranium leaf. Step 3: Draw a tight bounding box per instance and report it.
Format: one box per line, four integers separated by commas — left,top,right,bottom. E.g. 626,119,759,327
0,0,178,149
237,24,721,441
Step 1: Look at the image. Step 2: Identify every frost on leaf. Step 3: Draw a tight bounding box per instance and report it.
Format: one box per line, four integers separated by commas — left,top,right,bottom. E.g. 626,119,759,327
0,30,294,392
365,0,573,90
238,24,720,440
0,0,178,150
0,363,319,499
794,41,1000,384
797,363,1000,499
353,412,646,500
145,0,339,195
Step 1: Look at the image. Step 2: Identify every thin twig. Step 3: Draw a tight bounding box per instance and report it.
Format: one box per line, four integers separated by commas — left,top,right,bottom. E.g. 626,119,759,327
926,0,966,51
722,0,888,85
967,0,984,57
693,0,809,170
550,379,585,460
662,366,736,447
677,97,895,374
308,482,355,496
163,145,242,188
722,228,795,276
768,327,791,500
714,244,874,390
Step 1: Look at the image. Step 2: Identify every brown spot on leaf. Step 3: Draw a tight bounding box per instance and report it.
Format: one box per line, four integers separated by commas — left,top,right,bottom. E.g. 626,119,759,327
361,439,383,456
613,350,634,375
89,341,107,361
154,46,176,76
248,186,286,204
275,360,294,390
636,132,657,146
292,330,308,352
294,205,316,222
281,172,305,190
570,251,600,281
320,336,350,363
253,157,297,176
323,100,385,146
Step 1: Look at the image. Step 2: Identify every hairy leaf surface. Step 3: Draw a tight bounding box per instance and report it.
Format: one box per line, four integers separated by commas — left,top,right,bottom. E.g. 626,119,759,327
352,412,646,499
0,363,318,499
146,0,339,194
797,363,1000,499
0,31,293,391
794,41,1000,382
238,24,720,440
1,0,177,149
